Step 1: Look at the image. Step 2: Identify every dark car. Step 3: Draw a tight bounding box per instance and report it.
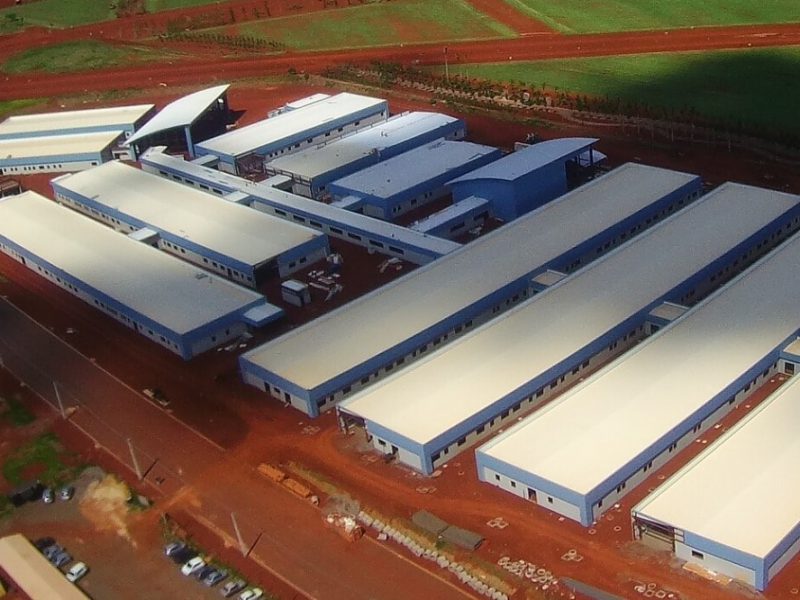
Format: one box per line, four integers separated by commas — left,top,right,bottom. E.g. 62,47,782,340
170,547,197,565
163,541,186,557
203,569,228,587
43,543,63,560
8,481,44,507
41,487,55,504
193,565,215,581
220,578,246,597
51,550,72,568
33,537,56,552
58,485,75,501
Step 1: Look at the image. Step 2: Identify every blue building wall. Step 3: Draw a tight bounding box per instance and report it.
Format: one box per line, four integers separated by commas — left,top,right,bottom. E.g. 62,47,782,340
0,149,111,175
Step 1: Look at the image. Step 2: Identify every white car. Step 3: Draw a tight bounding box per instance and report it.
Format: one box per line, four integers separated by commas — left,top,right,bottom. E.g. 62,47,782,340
181,555,206,576
66,562,88,583
239,588,263,600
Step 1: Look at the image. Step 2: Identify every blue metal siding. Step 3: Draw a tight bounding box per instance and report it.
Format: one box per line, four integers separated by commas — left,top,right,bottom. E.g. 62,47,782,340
0,124,135,140
0,150,106,168
683,530,762,580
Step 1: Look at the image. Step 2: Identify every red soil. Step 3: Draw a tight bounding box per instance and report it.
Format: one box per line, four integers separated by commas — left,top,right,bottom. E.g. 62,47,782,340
466,0,554,35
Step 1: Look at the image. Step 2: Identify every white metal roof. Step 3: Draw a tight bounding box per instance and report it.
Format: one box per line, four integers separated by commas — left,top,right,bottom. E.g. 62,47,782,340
125,85,229,146
0,104,152,138
268,112,460,180
0,130,121,160
0,534,89,600
0,192,265,334
329,140,496,200
634,374,800,559
198,92,386,158
243,163,699,390
480,198,800,496
339,183,799,444
55,161,321,268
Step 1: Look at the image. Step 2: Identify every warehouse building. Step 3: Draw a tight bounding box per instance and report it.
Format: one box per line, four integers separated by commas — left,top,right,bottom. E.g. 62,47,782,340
0,103,154,141
326,140,501,220
52,161,328,286
125,84,230,159
265,112,465,198
447,138,599,221
0,192,279,359
409,196,491,240
139,147,460,265
476,200,800,526
240,163,702,417
267,93,330,117
338,183,800,473
632,372,800,591
0,130,124,175
0,534,89,600
195,93,388,175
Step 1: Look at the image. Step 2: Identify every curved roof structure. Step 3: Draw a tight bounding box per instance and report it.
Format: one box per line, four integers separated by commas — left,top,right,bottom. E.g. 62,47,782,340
125,84,229,146
448,137,598,185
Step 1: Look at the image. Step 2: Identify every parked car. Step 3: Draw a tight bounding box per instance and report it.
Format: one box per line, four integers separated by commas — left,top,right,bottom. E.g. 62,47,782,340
238,588,263,600
43,543,63,561
193,565,215,581
220,579,247,597
163,541,186,556
66,562,88,583
33,537,55,552
181,555,205,576
52,550,72,568
41,487,55,504
8,481,44,507
170,547,196,565
203,569,228,587
58,485,75,501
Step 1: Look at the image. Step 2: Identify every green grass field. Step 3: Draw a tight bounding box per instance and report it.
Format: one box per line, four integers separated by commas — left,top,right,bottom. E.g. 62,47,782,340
0,99,43,118
2,433,82,487
454,47,800,137
0,0,115,29
227,0,514,51
145,0,224,10
2,40,175,74
503,0,800,33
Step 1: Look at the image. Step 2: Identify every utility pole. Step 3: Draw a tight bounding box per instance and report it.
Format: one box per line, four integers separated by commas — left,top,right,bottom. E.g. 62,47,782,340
231,512,247,556
53,381,66,419
127,438,142,480
444,46,450,83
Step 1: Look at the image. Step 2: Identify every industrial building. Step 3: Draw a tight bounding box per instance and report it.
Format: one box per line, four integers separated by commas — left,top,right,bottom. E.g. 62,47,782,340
632,364,800,592
0,130,125,175
195,93,388,175
240,163,702,417
264,112,466,198
0,103,154,140
0,191,280,359
139,146,460,265
125,84,230,158
338,183,800,474
52,161,328,285
326,140,501,220
477,197,800,526
446,138,599,221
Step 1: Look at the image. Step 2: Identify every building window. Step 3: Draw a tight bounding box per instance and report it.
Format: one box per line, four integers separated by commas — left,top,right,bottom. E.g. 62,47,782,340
691,550,704,560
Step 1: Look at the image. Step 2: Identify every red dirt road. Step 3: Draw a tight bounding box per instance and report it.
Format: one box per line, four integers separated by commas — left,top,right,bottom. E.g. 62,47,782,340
465,0,553,35
3,23,800,101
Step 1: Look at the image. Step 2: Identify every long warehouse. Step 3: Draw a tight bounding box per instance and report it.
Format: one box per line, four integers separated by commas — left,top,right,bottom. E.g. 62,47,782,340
476,204,800,527
240,163,702,417
0,192,279,360
265,111,465,199
0,130,124,175
195,92,388,174
139,146,460,265
0,104,154,140
338,183,800,474
632,371,800,591
52,160,328,285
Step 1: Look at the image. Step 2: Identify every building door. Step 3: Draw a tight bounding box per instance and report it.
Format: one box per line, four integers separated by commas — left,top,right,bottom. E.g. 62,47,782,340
527,488,537,502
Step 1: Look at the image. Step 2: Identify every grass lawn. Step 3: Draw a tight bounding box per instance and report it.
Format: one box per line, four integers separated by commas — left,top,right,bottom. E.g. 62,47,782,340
2,432,83,487
454,47,800,137
1,395,35,427
2,40,176,74
0,99,43,119
145,0,224,10
226,0,515,51
0,0,115,29
503,0,800,33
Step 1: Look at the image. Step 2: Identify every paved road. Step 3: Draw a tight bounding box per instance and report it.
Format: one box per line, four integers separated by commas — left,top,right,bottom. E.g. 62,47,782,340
0,298,471,600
